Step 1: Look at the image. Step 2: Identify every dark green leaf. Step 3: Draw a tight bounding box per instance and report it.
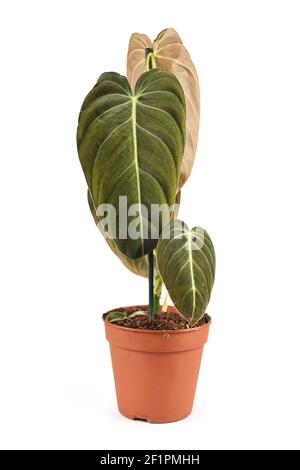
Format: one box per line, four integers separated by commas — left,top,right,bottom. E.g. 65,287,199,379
77,69,185,259
156,220,215,326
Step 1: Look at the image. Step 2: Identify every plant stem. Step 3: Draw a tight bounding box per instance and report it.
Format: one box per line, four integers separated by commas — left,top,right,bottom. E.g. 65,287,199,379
145,47,155,321
145,47,154,71
145,46,156,320
153,295,160,314
162,291,168,313
148,250,154,321
154,260,162,314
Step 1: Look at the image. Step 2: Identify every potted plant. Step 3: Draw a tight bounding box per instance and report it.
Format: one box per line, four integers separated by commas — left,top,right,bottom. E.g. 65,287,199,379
76,28,215,423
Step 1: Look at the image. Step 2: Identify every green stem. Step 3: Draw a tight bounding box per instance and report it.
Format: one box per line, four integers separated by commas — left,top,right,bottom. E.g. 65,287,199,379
145,46,156,321
154,261,162,313
162,291,168,313
145,46,157,320
148,251,154,321
153,295,160,314
145,47,154,71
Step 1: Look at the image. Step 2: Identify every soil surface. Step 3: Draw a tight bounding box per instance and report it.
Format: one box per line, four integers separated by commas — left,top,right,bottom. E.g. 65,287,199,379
105,307,210,330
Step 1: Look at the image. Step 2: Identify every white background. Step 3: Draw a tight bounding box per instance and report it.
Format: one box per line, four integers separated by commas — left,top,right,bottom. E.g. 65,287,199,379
0,0,300,450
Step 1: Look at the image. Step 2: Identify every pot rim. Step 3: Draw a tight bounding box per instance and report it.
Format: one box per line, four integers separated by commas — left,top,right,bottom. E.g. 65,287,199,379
102,305,211,335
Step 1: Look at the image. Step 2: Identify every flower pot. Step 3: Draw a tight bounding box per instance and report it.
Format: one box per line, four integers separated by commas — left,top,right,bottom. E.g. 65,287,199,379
103,305,211,423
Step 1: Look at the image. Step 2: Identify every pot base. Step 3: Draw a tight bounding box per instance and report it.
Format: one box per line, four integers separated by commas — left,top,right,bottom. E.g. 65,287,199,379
119,408,191,424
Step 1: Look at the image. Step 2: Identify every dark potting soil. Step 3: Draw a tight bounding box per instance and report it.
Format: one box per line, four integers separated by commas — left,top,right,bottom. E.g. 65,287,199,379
106,308,210,330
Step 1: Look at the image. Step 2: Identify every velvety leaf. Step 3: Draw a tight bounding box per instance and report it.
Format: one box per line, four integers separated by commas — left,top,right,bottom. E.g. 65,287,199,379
127,27,200,189
77,69,185,259
156,220,215,326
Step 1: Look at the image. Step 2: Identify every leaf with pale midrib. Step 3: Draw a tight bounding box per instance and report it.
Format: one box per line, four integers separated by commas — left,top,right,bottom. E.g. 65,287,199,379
77,69,185,259
127,28,200,189
156,220,216,326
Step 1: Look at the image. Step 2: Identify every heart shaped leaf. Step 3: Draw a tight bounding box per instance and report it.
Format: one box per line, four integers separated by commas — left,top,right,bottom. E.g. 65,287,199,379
77,69,185,259
156,220,215,326
127,28,200,189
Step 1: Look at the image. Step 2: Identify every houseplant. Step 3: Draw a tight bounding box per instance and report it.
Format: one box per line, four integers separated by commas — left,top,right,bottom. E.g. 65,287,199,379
76,28,215,423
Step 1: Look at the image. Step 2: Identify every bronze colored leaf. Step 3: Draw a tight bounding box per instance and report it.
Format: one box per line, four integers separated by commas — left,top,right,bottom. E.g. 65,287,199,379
127,28,200,188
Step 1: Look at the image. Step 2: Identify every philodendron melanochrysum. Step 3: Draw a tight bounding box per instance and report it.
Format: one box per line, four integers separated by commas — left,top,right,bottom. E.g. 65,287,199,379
76,31,216,325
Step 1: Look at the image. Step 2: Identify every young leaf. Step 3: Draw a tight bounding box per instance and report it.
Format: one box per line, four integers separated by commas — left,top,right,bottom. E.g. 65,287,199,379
156,220,215,326
127,28,200,189
77,69,185,259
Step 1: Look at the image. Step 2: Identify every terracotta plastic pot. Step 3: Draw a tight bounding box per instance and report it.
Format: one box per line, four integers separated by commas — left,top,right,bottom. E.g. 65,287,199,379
103,305,211,424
